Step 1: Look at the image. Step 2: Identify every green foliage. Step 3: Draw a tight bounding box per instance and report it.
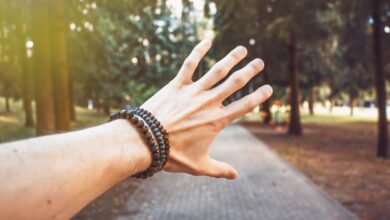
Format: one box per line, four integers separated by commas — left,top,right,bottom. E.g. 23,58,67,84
67,0,200,108
126,80,158,106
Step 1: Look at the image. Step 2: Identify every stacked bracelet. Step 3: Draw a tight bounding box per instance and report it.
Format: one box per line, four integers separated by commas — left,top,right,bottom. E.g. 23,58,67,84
108,107,170,179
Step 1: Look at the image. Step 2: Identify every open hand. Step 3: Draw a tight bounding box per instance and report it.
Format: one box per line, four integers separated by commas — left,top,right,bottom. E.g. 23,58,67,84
141,39,273,179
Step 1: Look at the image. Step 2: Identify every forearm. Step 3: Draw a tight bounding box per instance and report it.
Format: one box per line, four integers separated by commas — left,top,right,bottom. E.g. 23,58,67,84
0,119,151,220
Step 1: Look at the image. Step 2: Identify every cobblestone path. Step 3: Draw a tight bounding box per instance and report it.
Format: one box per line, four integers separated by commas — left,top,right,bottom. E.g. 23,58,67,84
116,125,358,220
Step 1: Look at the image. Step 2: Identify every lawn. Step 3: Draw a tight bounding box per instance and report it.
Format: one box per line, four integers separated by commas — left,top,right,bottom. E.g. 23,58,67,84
240,112,390,220
0,98,107,143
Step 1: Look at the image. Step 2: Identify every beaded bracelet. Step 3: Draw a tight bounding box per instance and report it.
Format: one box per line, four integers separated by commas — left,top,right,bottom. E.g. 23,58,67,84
108,107,170,179
132,107,170,168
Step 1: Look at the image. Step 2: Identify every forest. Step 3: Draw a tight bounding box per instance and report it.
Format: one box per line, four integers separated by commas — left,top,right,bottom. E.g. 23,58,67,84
0,0,389,158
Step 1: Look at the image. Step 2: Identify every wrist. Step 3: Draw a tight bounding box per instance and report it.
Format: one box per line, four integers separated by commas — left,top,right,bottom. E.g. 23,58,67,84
106,119,152,178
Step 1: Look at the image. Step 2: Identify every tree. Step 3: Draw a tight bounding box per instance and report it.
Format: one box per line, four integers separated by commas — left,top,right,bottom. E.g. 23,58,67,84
263,1,332,134
15,0,34,126
371,0,388,158
0,0,21,114
31,0,56,135
50,0,71,131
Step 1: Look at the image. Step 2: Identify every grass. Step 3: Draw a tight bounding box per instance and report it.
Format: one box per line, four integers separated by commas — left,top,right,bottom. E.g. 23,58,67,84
0,97,107,143
244,110,377,124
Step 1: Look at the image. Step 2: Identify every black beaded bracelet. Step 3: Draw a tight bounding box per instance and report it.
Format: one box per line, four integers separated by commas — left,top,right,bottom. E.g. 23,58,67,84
108,107,169,179
132,107,170,168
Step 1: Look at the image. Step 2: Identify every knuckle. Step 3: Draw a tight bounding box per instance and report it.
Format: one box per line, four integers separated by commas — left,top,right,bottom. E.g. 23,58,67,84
213,65,227,78
232,75,246,87
244,100,256,112
219,117,231,128
183,58,196,70
209,119,223,132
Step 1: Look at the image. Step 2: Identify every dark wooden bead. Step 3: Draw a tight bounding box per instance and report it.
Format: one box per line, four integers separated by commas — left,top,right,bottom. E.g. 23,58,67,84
137,120,144,127
120,109,127,118
110,112,118,119
148,138,154,145
153,153,160,160
131,116,138,123
151,144,158,151
141,125,148,133
161,128,167,134
127,110,134,118
145,133,152,139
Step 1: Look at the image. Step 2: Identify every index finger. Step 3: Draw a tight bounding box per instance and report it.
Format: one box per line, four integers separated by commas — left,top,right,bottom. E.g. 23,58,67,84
174,39,212,85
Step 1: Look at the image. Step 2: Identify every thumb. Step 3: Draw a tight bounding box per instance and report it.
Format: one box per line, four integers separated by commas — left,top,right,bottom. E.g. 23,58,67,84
203,158,238,180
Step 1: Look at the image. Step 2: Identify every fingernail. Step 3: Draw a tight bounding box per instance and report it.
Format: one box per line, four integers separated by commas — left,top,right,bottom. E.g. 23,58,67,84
261,84,273,97
253,58,264,69
236,45,247,54
201,39,211,47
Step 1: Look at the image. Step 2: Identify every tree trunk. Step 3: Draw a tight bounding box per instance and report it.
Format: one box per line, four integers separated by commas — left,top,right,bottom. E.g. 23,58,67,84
32,0,56,135
372,0,388,158
308,87,314,115
288,30,302,135
349,93,354,117
329,97,334,114
103,100,110,116
16,0,34,127
68,79,76,121
22,59,35,126
5,95,10,113
262,99,272,124
50,0,71,131
261,71,272,124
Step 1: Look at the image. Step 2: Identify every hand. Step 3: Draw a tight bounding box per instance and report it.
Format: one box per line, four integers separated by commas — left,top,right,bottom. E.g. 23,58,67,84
141,39,273,179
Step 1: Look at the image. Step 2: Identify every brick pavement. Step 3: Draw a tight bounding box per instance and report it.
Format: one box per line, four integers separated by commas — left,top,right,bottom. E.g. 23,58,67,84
116,125,358,220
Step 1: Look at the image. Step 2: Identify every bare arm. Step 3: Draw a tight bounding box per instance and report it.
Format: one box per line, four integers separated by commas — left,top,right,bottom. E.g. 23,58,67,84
0,120,151,219
0,40,273,219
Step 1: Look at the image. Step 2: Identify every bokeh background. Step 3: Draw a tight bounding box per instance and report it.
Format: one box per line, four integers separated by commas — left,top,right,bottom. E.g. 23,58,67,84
0,0,389,219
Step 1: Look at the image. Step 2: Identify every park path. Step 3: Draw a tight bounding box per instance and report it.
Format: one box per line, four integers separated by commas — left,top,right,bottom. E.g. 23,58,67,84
116,125,358,220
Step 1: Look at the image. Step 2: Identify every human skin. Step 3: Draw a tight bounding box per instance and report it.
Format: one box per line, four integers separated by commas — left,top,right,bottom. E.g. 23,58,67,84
0,39,272,220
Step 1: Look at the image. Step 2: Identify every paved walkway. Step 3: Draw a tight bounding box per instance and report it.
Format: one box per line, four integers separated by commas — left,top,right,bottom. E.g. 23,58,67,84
116,125,358,220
